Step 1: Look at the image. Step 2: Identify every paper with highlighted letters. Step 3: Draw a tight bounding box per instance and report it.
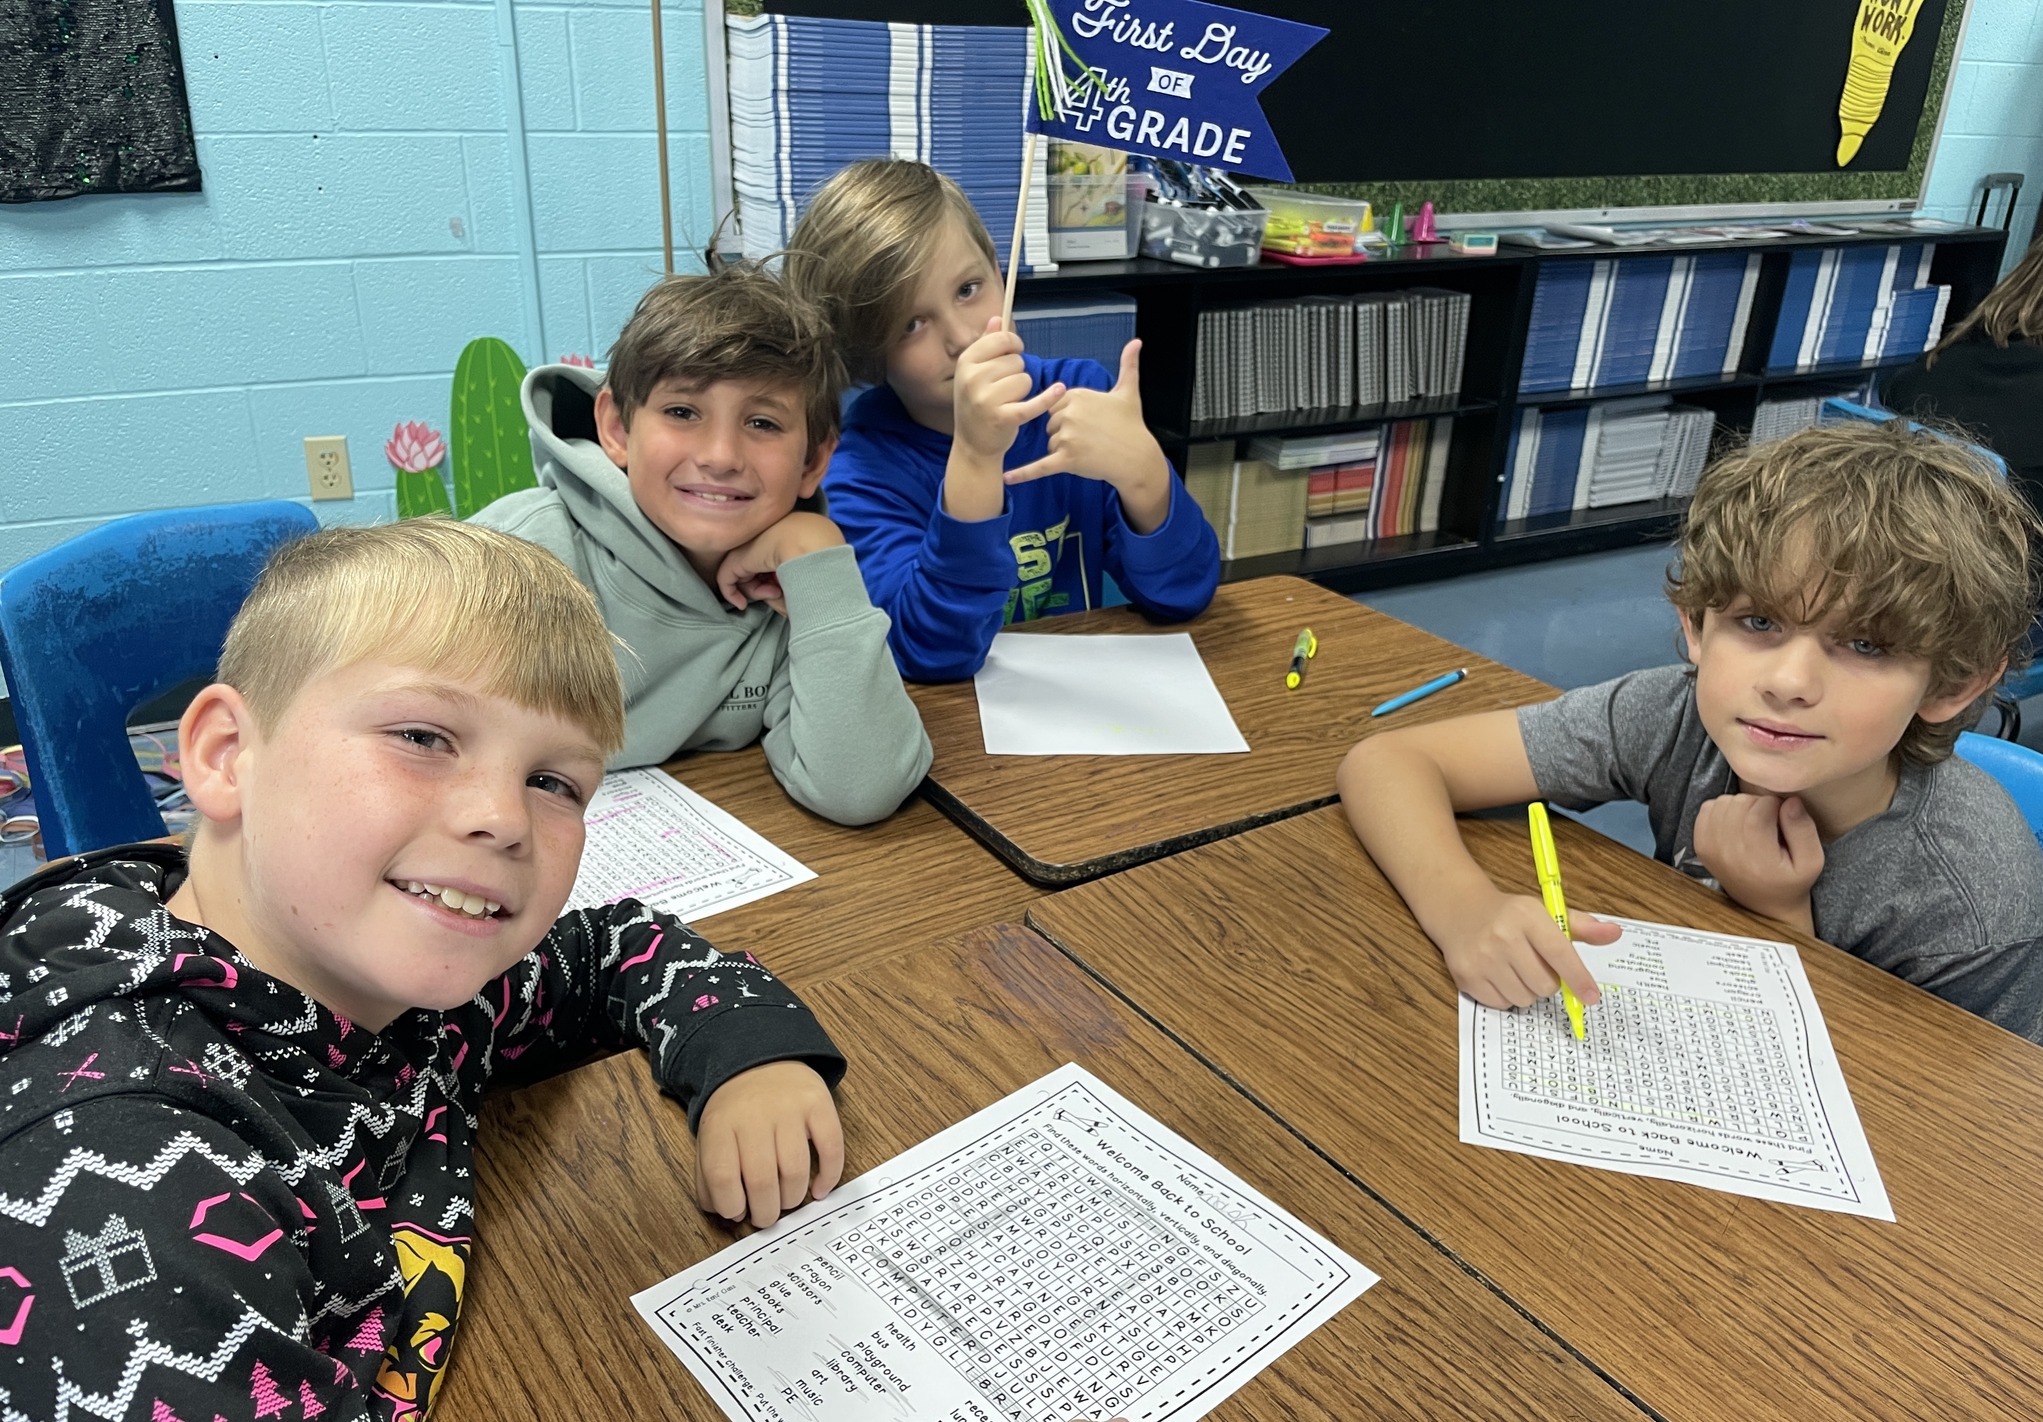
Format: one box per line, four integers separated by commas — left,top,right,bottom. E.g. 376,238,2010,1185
1460,917,1892,1220
565,768,814,922
634,1063,1376,1422
973,632,1251,755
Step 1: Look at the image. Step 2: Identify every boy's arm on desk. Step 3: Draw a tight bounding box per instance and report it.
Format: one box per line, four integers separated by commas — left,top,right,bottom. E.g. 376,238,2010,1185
1338,710,1608,1009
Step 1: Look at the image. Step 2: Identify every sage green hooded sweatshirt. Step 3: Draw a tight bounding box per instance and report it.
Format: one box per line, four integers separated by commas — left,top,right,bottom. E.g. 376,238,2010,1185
470,364,931,826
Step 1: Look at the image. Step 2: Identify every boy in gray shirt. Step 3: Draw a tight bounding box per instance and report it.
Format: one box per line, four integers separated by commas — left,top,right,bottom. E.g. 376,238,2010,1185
1340,420,2043,1043
473,262,931,825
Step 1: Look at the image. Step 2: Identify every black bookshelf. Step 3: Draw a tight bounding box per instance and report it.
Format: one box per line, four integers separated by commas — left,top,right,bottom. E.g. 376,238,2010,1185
1017,226,2009,594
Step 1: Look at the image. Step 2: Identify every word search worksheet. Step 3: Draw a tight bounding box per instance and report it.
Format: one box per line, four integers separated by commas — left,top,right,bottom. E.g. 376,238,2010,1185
566,769,815,922
635,1064,1377,1422
1461,917,1891,1220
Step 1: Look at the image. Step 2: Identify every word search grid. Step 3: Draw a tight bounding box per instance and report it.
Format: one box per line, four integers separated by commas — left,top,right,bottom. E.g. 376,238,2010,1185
635,1065,1376,1422
1462,918,1891,1220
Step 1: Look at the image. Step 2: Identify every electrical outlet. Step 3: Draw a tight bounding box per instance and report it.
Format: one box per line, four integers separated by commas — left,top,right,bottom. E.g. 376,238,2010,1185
304,435,353,501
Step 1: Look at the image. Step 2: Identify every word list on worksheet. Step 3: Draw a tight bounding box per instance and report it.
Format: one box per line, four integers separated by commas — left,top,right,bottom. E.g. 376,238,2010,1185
566,768,814,922
1461,917,1891,1220
635,1064,1377,1422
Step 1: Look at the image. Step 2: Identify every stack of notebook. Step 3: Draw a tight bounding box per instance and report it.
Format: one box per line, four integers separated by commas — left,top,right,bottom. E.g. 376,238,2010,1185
1518,253,1761,394
1500,399,1714,522
1011,295,1137,372
1751,395,1826,442
1191,290,1470,422
1182,419,1453,555
725,12,1052,271
1764,244,1949,372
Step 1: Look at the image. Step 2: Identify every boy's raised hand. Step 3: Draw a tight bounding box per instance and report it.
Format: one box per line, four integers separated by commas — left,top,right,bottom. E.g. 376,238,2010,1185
1692,792,1823,933
695,1059,845,1229
1441,892,1614,1012
715,511,845,616
1004,340,1173,534
954,318,1067,462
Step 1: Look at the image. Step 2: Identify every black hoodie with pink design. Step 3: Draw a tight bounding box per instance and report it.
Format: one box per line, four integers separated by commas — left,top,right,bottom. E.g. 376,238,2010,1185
0,844,843,1421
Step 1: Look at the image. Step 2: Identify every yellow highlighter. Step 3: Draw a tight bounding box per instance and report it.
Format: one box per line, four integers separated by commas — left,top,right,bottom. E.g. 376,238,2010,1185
1285,627,1318,689
1527,802,1588,1041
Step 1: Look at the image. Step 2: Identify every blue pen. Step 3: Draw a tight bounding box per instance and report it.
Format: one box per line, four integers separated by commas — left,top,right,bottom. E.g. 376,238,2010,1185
1371,668,1470,718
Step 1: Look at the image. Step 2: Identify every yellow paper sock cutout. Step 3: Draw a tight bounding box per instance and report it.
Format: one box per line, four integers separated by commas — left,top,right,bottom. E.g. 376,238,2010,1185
1837,0,1927,167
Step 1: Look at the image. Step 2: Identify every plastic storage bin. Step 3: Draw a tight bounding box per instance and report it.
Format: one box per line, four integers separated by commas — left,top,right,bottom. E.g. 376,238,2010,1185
1244,187,1371,258
1138,201,1268,268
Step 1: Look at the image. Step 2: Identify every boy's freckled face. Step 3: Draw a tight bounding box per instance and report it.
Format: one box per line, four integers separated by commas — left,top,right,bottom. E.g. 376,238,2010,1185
884,217,1001,432
1682,596,1941,799
597,377,827,575
227,661,604,1031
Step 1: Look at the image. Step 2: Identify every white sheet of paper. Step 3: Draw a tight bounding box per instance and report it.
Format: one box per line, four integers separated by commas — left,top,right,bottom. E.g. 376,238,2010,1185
564,768,814,922
1460,917,1892,1220
635,1063,1377,1422
973,632,1250,756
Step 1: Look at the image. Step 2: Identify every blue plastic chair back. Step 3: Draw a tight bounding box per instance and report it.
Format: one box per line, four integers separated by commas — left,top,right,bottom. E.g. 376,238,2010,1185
0,502,319,858
1955,731,2043,851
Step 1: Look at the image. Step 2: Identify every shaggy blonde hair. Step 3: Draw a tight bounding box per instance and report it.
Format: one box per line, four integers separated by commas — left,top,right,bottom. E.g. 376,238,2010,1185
784,159,999,385
605,259,846,462
1929,239,2043,364
1668,420,2040,763
219,519,626,754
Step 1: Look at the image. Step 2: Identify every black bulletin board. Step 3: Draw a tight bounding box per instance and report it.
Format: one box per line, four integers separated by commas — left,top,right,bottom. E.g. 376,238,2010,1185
749,0,1966,214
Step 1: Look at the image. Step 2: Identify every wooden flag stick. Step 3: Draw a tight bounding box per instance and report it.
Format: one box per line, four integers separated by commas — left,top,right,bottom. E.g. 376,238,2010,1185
1001,129,1039,331
650,0,675,275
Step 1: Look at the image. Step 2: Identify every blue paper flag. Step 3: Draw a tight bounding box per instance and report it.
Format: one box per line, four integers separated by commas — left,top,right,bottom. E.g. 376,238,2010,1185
1021,0,1326,183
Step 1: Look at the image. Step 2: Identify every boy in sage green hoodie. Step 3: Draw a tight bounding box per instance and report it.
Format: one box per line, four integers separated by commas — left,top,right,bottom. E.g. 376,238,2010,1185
471,262,931,825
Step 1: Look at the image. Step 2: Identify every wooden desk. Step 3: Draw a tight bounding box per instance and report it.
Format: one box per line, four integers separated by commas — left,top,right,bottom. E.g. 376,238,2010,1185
441,925,1645,1422
655,744,1040,982
1026,807,2043,1420
908,577,1551,885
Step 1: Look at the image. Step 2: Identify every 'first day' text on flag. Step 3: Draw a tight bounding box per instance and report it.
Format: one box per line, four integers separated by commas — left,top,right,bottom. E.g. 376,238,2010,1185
1024,0,1326,183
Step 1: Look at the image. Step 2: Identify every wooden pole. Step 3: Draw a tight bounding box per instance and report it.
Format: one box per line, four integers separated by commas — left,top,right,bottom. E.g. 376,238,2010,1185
651,0,675,274
1002,129,1039,330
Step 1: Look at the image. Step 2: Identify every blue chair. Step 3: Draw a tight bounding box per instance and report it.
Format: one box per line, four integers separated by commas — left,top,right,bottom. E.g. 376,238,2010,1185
0,502,318,858
1955,731,2043,851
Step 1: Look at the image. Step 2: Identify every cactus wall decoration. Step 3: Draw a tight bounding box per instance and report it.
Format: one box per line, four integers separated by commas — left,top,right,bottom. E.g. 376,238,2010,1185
450,337,536,518
387,421,453,519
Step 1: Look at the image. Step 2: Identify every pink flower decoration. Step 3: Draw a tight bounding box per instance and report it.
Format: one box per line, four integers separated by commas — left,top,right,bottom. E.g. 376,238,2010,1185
384,420,447,474
560,353,595,368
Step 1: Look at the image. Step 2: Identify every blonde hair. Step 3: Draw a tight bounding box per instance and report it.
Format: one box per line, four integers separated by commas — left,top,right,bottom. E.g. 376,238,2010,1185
784,160,999,385
1929,240,2043,364
605,259,846,460
219,519,626,754
1668,420,2040,763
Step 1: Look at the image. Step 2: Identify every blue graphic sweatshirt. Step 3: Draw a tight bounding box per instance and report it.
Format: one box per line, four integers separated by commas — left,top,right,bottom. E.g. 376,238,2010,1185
825,355,1222,681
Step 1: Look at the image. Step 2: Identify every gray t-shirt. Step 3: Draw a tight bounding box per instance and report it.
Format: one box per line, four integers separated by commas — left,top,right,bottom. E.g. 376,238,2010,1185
1518,664,2043,1043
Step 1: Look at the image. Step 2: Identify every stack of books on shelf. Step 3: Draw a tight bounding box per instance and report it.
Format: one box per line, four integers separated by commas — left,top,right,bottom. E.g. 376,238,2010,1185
1764,244,1949,373
1500,398,1715,522
1518,253,1761,394
1183,420,1454,558
1011,294,1136,372
725,12,1052,270
1751,395,1825,442
1190,289,1470,423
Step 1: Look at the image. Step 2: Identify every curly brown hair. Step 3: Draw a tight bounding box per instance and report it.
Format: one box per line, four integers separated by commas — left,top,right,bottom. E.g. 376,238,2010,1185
1667,419,2041,763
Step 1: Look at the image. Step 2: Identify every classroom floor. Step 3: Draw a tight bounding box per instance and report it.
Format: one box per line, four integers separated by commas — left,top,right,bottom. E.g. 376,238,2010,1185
1357,540,2043,857
1356,543,1679,856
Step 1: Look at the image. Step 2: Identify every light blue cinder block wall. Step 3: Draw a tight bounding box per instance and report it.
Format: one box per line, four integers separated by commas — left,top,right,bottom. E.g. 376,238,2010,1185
0,0,714,576
3,0,2043,582
1920,0,2043,269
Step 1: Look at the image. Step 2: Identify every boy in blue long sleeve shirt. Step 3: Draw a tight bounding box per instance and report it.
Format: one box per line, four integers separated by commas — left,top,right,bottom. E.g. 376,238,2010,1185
790,159,1220,680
